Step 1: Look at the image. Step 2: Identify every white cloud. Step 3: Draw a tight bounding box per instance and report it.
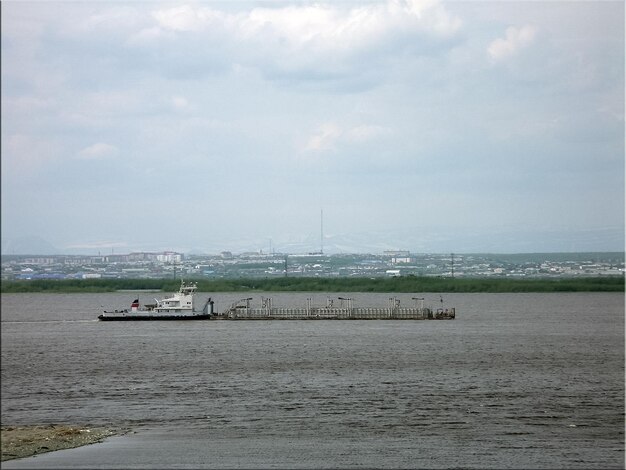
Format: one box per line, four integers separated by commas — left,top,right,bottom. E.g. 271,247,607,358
305,123,343,152
146,1,461,80
3,96,56,114
304,123,392,152
63,240,128,251
152,0,461,42
152,4,225,33
171,95,190,110
345,125,392,142
81,6,145,34
487,25,536,61
77,143,119,160
127,26,164,45
3,134,62,172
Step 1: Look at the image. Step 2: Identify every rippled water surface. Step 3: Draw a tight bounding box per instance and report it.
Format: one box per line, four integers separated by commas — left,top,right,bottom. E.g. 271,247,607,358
1,292,624,469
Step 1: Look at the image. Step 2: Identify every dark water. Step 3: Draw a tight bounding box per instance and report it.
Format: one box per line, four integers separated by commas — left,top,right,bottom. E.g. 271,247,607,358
1,292,624,469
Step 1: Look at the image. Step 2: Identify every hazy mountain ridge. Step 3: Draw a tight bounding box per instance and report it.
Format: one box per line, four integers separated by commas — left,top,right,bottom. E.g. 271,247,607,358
3,226,623,256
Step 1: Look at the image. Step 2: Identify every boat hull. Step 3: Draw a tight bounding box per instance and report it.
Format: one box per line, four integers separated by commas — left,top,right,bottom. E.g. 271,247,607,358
98,314,212,321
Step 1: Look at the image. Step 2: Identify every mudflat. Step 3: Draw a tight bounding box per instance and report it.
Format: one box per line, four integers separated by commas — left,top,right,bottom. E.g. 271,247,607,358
1,425,121,461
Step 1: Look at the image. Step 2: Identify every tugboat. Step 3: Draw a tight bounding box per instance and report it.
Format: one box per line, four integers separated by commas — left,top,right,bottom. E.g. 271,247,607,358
98,281,213,321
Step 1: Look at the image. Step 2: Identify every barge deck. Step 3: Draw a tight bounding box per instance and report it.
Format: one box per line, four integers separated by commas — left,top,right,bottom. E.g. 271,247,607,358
214,297,455,320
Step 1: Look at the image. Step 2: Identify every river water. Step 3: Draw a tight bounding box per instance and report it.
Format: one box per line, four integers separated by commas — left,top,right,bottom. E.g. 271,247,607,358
1,292,624,469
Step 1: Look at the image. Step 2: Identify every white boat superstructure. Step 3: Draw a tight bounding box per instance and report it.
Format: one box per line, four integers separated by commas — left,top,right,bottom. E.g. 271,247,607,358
152,281,196,314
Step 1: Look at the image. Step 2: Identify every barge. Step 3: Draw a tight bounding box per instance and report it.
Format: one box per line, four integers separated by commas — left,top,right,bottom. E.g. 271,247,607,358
213,296,455,320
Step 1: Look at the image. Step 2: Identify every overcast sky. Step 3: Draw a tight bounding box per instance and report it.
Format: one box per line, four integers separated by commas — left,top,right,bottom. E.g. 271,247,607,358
2,0,624,254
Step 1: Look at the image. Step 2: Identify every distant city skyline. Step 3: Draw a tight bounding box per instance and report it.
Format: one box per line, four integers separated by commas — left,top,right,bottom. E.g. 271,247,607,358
3,250,624,283
2,1,624,255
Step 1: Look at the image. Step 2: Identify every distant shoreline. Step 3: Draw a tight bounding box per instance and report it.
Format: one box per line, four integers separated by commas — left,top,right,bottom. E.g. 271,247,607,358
1,276,623,293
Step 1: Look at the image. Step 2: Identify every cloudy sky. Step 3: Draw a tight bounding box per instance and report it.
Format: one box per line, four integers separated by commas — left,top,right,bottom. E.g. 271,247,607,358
2,0,624,254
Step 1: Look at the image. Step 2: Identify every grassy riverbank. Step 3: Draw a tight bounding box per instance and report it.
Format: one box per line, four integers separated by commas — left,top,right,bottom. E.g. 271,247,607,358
1,276,623,293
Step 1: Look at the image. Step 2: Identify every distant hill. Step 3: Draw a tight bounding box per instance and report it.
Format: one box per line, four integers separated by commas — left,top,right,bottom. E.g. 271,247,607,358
2,225,623,255
211,226,625,255
1,236,59,255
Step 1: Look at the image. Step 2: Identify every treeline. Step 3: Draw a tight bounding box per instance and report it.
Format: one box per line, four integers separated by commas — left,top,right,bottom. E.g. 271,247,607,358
1,276,623,293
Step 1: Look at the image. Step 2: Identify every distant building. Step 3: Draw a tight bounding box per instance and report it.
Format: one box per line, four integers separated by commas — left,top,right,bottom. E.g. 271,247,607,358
104,254,129,263
23,257,55,265
384,250,410,257
82,273,102,279
156,251,183,263
127,252,151,262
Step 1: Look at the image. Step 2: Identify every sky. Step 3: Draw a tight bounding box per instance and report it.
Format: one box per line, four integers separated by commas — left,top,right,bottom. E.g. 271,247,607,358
1,0,624,255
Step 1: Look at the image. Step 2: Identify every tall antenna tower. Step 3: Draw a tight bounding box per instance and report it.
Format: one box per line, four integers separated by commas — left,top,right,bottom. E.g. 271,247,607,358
451,252,455,278
320,209,324,254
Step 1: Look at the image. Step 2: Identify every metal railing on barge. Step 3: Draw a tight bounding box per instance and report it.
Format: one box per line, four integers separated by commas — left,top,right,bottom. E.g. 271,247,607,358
215,297,455,320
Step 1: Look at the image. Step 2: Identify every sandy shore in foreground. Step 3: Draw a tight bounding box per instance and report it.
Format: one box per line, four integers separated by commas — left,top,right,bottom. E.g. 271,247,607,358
1,425,123,461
